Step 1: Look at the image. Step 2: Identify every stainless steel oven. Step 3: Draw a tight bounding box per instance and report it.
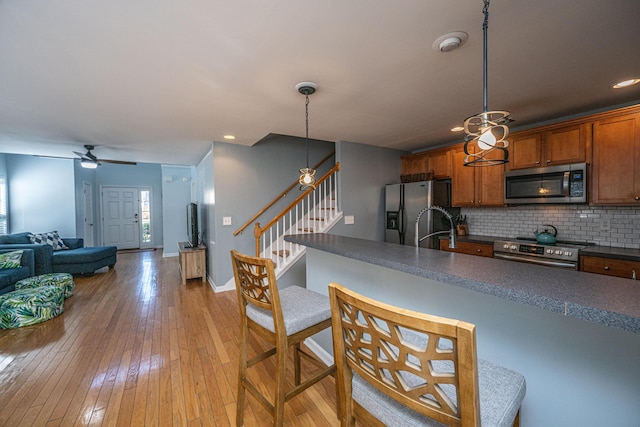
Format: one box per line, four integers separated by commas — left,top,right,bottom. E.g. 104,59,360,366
493,238,590,270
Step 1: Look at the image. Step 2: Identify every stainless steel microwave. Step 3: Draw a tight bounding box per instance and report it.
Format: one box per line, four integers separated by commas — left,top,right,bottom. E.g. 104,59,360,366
504,163,587,204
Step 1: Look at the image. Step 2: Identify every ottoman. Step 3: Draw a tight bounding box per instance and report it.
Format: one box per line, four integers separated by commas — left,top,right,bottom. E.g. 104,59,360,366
16,273,75,298
0,286,65,329
51,246,117,275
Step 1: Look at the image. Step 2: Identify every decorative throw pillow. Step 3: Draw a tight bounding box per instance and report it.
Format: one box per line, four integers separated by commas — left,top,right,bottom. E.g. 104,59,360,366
0,250,23,269
29,231,69,251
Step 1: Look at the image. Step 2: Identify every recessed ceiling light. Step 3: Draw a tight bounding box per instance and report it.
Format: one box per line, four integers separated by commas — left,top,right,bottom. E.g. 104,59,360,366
223,135,236,140
612,79,640,89
432,32,469,53
451,126,464,132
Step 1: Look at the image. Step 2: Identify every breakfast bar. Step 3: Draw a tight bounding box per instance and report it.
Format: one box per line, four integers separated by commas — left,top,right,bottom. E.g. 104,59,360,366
285,233,640,426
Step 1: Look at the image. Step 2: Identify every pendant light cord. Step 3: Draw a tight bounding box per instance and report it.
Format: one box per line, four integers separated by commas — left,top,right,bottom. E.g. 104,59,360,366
305,93,310,168
482,0,490,114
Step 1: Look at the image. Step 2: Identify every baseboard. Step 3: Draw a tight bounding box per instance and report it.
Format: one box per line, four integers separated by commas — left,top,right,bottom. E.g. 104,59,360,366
304,337,334,367
210,276,235,293
163,251,178,258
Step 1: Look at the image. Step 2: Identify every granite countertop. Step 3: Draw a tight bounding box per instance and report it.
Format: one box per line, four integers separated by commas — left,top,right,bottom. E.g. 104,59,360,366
285,233,640,334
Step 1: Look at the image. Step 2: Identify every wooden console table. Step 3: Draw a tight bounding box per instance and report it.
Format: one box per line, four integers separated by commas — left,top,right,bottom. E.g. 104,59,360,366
178,242,206,284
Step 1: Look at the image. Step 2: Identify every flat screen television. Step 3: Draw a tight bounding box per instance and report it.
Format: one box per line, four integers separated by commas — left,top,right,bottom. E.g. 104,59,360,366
186,202,199,247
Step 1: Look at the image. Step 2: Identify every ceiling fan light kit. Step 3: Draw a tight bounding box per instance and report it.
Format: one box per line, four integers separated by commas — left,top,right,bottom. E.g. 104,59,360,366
296,82,318,190
462,0,510,167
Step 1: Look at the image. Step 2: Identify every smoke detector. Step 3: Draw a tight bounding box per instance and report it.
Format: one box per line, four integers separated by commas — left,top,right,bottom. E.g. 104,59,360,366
432,31,469,52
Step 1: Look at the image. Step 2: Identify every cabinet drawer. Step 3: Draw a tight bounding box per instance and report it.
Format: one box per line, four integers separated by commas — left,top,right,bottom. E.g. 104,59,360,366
440,240,493,258
580,256,640,279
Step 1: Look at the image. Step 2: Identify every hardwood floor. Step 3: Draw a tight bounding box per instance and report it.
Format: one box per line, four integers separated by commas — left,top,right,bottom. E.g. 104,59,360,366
0,250,339,426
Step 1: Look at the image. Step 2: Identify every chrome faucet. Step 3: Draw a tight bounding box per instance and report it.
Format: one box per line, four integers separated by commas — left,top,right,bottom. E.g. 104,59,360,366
415,206,457,249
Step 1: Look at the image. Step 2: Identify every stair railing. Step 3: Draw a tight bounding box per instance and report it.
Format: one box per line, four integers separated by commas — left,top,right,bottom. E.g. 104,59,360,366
254,162,341,259
233,151,336,237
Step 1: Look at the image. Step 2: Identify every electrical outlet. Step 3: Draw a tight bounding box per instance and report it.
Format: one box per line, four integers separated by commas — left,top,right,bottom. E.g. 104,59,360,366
600,219,610,232
344,215,355,225
223,216,232,226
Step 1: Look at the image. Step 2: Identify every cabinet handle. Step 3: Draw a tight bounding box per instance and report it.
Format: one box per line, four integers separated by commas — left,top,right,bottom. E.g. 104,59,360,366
633,270,636,280
476,249,481,253
536,160,540,165
604,266,610,270
635,196,640,201
546,159,551,164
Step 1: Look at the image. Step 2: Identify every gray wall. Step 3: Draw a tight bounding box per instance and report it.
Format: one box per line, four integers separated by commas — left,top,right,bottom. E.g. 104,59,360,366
161,165,195,256
7,154,76,235
332,140,406,240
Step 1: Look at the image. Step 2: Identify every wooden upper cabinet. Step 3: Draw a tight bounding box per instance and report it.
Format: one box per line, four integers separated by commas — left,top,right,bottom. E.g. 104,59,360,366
508,132,543,170
427,148,452,179
401,147,452,179
507,123,588,170
591,112,640,205
451,143,504,207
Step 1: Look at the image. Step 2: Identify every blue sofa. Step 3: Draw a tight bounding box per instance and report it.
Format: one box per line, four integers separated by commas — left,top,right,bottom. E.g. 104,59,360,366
0,248,35,295
0,232,117,276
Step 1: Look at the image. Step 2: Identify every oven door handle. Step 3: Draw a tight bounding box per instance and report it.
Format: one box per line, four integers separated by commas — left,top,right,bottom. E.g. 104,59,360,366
494,253,577,269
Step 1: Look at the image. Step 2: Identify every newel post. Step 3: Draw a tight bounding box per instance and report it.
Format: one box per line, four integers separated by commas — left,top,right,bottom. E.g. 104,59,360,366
254,223,262,257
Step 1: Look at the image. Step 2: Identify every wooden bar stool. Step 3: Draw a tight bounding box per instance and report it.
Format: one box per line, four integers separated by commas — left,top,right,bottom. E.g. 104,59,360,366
230,250,337,426
328,282,526,427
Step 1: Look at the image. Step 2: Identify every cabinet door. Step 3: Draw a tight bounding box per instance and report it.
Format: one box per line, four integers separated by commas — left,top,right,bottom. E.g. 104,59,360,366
428,148,452,179
508,132,543,170
581,256,640,279
592,112,640,204
440,240,494,257
477,160,505,206
401,153,428,176
451,145,476,206
544,124,587,166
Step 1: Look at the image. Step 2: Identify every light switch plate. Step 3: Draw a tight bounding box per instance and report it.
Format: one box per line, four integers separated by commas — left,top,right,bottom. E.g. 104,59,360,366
345,215,355,225
223,216,232,226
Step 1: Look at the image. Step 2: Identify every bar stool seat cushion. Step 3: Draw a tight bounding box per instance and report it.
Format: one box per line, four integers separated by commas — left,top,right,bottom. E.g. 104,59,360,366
0,285,65,329
16,273,75,299
246,285,331,335
352,357,526,427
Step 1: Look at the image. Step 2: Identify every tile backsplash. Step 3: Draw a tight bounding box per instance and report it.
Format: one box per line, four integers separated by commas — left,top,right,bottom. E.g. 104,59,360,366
461,205,640,249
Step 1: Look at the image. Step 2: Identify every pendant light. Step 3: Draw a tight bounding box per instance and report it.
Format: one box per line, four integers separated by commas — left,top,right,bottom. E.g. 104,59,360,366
296,82,318,190
463,0,511,166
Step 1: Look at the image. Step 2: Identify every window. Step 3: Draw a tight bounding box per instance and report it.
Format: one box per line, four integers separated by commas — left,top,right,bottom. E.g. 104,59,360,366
0,177,6,235
140,189,151,244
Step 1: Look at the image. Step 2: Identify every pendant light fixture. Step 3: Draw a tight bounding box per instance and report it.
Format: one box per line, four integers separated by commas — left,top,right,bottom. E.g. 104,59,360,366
463,0,511,166
296,81,318,189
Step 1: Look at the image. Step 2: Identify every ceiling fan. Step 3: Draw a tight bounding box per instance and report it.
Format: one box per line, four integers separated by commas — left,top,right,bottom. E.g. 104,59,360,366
73,145,137,169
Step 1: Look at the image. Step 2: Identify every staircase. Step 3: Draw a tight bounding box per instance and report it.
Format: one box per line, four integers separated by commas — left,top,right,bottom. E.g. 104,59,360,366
233,155,341,278
253,163,342,277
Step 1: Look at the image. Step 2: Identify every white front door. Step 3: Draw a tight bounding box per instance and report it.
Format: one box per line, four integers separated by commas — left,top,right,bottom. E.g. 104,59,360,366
83,182,94,247
102,186,139,250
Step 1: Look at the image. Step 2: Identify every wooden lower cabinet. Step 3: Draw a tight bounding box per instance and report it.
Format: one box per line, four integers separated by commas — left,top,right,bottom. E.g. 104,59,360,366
580,255,639,280
439,240,493,258
178,242,207,284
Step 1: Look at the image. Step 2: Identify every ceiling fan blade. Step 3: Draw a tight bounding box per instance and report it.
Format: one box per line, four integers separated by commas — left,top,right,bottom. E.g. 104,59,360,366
73,150,91,160
98,159,137,166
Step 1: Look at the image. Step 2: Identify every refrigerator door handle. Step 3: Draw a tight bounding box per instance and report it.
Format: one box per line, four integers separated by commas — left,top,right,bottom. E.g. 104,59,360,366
398,207,405,245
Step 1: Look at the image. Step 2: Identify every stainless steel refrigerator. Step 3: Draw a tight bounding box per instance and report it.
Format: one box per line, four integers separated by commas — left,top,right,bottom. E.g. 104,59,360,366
385,180,458,249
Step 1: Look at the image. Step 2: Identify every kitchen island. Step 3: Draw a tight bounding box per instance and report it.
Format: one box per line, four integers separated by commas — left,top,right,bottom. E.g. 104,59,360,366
285,233,640,426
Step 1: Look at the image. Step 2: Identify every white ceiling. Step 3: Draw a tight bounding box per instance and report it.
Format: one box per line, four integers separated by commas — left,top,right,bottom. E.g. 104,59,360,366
1,0,639,165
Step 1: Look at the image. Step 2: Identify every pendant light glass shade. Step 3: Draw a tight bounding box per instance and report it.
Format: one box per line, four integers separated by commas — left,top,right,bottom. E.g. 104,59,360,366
296,82,317,190
463,0,511,167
